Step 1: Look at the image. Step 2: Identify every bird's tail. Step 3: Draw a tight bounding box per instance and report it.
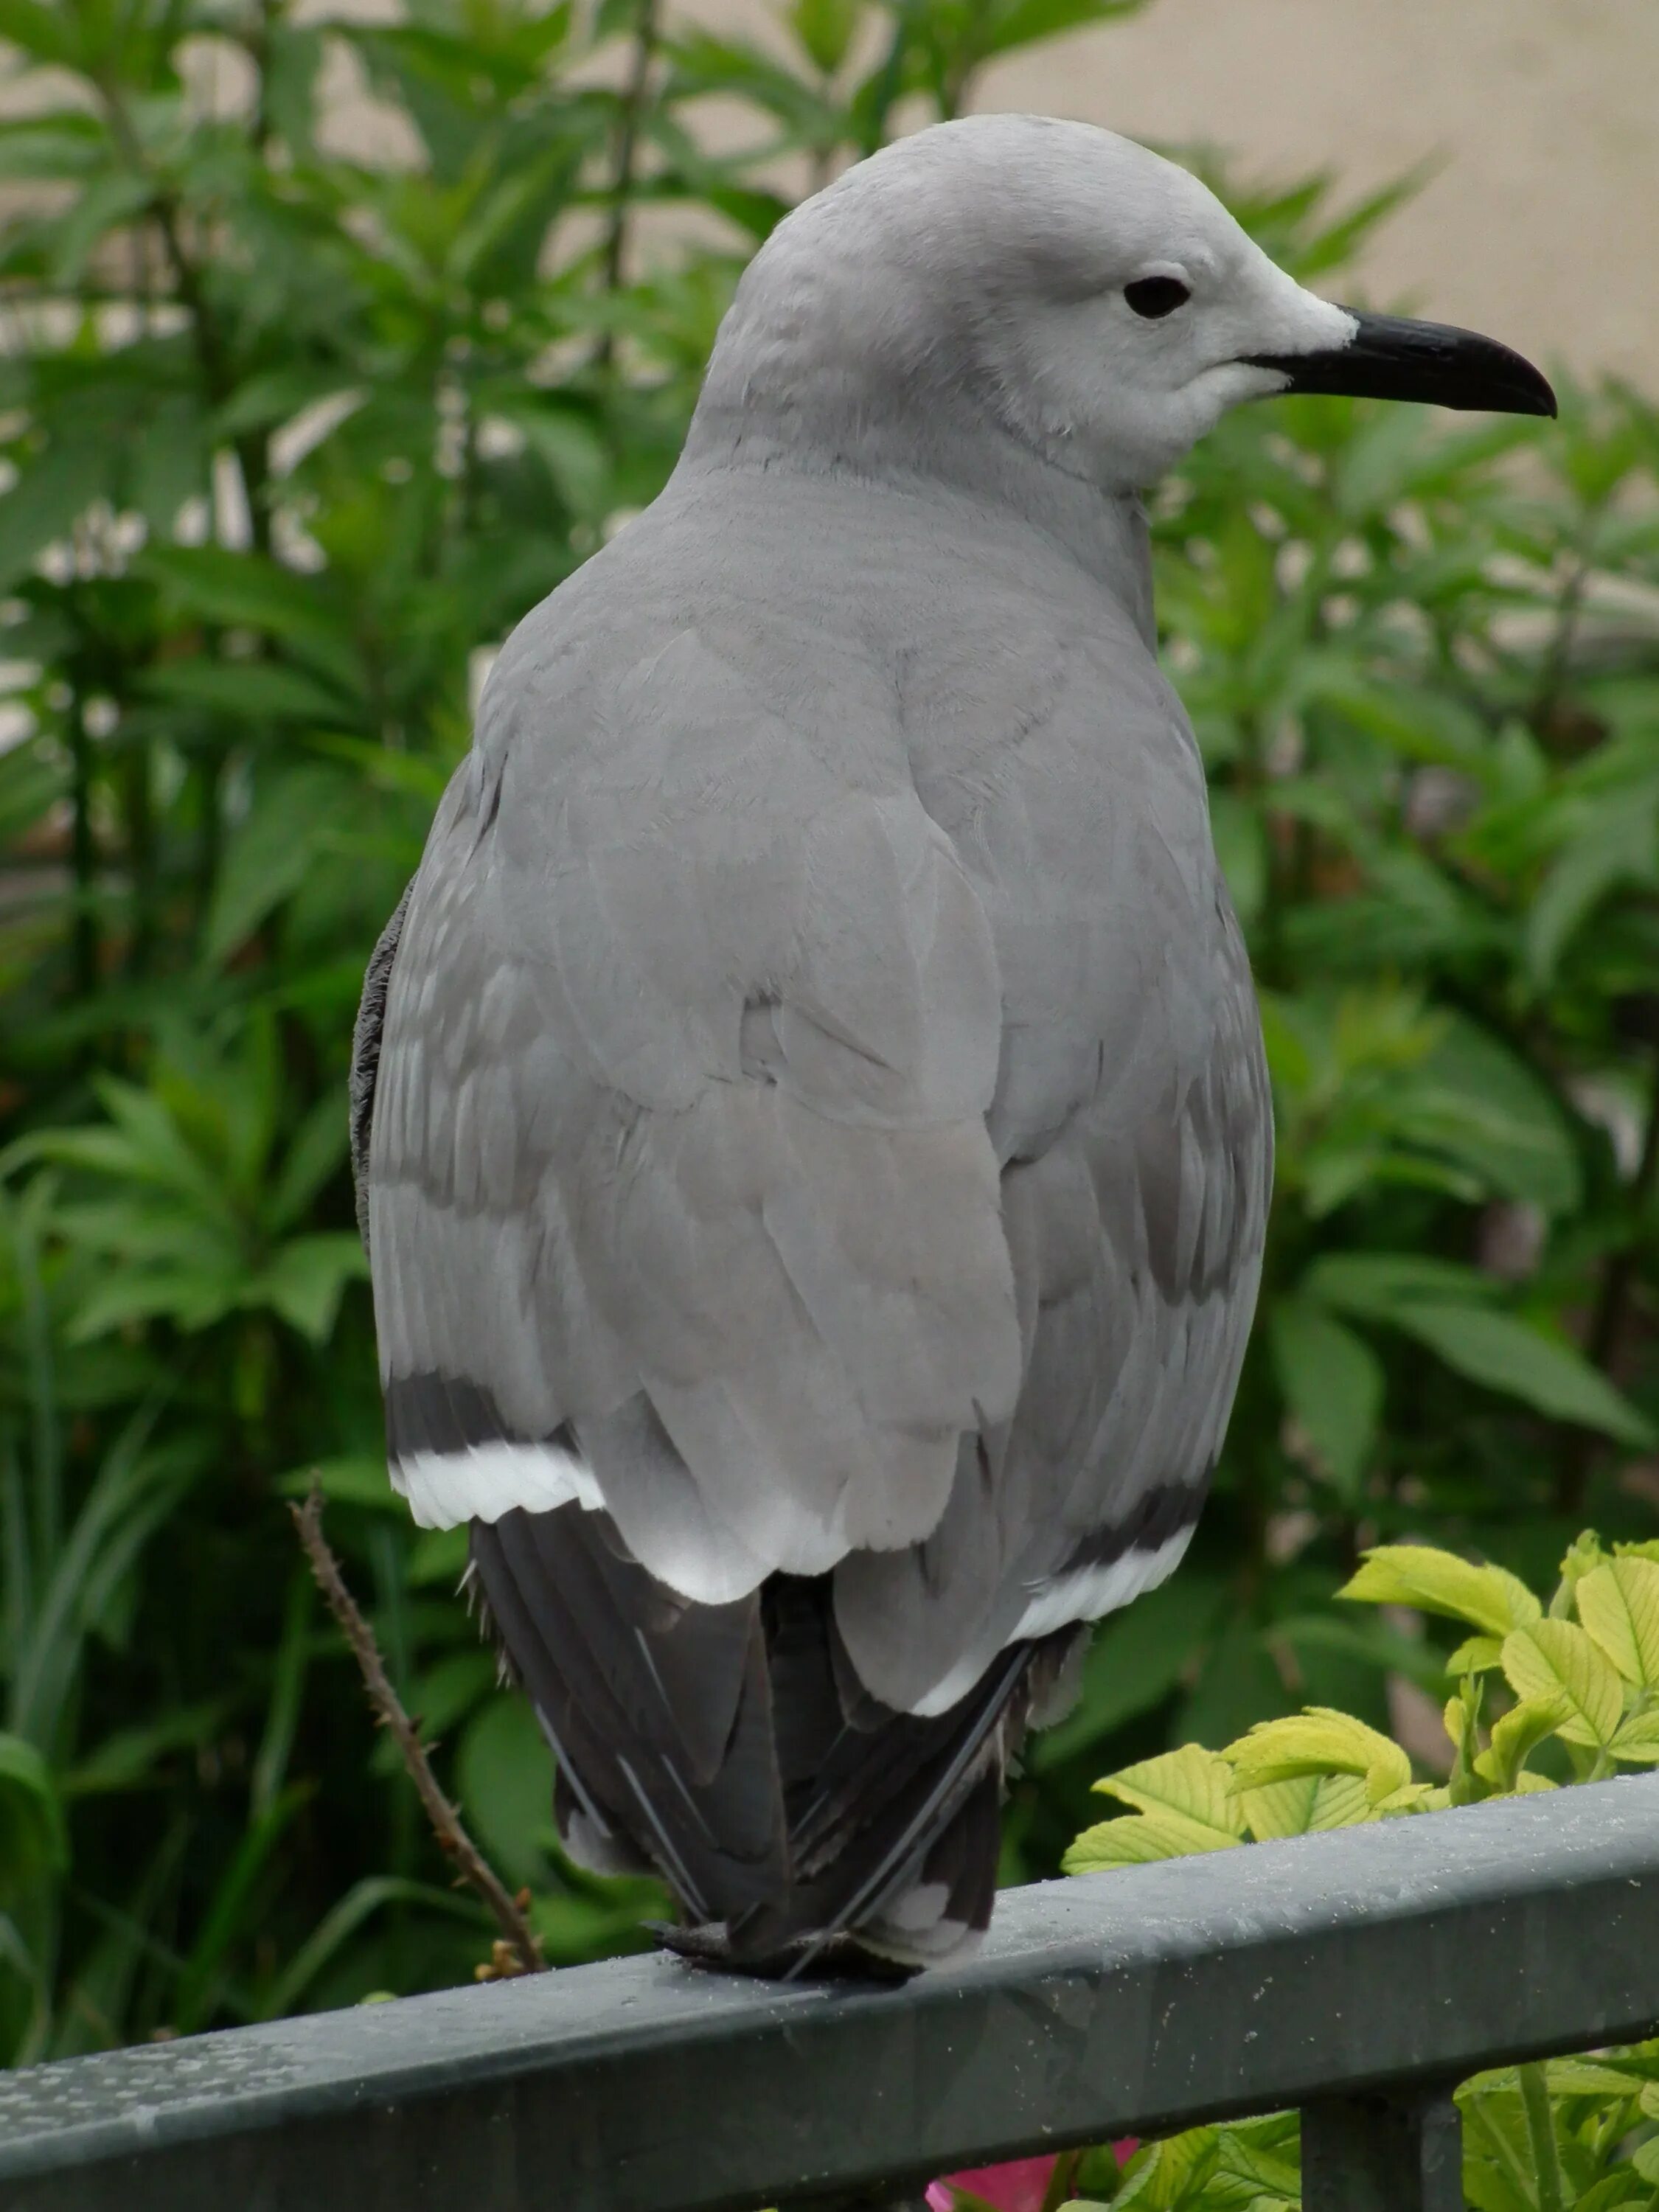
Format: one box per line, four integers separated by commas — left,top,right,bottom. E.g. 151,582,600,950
467,1501,1076,1969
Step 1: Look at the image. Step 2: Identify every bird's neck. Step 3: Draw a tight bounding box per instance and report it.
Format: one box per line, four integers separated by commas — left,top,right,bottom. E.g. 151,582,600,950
678,378,1156,639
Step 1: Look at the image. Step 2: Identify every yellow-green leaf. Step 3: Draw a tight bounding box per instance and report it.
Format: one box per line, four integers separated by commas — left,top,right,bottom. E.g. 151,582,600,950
1062,1808,1239,1875
1514,1772,1557,1793
1375,1781,1439,1815
1500,1620,1624,1747
1551,1529,1608,1618
1237,1773,1321,1840
1445,1634,1504,1677
1473,1696,1568,1790
1091,1743,1246,1846
1305,1773,1380,1830
1237,1770,1382,1839
1224,1707,1411,1805
1340,1545,1541,1637
1576,1557,1659,1689
1545,2056,1652,2096
1609,1709,1659,1765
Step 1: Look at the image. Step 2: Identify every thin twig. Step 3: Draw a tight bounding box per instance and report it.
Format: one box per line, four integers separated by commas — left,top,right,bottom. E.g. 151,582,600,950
290,1483,545,1978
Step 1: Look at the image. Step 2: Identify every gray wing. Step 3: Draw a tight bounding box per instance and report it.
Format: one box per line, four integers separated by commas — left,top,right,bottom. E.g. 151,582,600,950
366,622,1021,1615
364,608,1269,1723
833,888,1270,1711
830,622,1273,1713
358,594,1268,1954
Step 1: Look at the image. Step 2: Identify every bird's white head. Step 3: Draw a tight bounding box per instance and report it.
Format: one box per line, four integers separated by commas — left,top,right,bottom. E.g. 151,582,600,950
690,114,1554,497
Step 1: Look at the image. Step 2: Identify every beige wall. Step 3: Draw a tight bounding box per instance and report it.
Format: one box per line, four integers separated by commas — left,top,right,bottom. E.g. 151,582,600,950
970,0,1658,389
8,0,1653,387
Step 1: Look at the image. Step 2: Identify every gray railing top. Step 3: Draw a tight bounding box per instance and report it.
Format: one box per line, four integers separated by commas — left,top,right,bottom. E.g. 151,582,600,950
1,1774,1657,2212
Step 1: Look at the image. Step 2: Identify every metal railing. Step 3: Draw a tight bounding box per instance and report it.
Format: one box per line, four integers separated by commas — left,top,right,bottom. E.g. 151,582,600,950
1,1775,1656,2212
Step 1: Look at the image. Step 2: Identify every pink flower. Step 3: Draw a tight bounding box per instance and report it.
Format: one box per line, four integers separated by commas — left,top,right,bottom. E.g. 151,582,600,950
925,2157,1057,2212
926,2143,1139,2212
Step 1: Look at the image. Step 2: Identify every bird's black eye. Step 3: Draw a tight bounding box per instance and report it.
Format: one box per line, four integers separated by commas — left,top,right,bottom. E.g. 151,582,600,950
1124,275,1190,319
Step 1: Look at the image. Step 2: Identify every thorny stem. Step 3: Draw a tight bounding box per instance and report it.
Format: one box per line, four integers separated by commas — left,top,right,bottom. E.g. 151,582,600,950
291,1484,546,1980
592,0,661,370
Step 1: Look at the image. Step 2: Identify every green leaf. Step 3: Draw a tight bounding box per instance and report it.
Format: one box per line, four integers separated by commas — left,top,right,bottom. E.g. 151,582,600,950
1409,1016,1582,1213
1526,799,1659,984
1340,1544,1542,1638
1269,1296,1382,1498
1500,1621,1624,1749
1092,1744,1246,1845
0,436,108,591
0,1735,67,1904
261,1877,480,2022
1209,2124,1302,2205
0,0,78,63
456,1695,554,1891
200,766,344,967
984,0,1146,61
1302,1251,1500,1323
276,1455,397,1510
1066,1745,1246,1872
1031,1573,1226,1772
61,1700,232,1798
1447,1635,1506,1676
1390,1304,1654,1445
1576,1558,1659,1689
1224,1707,1411,1805
1107,2126,1220,2209
249,1233,367,1343
1608,1710,1659,1765
1237,1770,1379,1838
789,0,860,75
1474,1697,1569,1792
139,659,352,726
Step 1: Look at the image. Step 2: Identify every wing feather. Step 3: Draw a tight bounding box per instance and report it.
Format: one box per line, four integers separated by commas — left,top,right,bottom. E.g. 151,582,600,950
358,546,1271,1953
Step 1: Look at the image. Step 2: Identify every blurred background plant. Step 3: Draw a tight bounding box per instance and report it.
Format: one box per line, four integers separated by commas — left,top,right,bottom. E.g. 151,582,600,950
0,0,1655,2062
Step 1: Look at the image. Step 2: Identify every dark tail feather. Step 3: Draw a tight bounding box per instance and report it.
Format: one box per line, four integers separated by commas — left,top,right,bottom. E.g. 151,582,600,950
469,1506,1076,1969
857,1767,1005,1964
470,1503,788,1926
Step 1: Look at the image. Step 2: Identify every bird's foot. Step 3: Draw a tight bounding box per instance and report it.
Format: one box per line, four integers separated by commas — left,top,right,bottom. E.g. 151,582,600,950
647,1920,918,1984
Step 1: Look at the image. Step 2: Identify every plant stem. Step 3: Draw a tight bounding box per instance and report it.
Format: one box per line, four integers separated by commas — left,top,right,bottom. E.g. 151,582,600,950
290,1485,545,1979
93,69,271,552
592,0,661,369
1517,2062,1566,2212
66,681,98,1004
121,720,153,980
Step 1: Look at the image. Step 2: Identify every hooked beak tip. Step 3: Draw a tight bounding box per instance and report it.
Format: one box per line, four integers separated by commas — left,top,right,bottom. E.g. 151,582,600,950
1245,309,1557,420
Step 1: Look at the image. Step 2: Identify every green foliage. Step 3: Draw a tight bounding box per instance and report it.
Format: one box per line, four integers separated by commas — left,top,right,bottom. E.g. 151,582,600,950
1060,1535,1659,2206
0,0,1176,2061
0,0,1654,2067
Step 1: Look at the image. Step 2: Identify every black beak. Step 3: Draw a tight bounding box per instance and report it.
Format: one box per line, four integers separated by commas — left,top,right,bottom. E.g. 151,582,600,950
1244,309,1557,418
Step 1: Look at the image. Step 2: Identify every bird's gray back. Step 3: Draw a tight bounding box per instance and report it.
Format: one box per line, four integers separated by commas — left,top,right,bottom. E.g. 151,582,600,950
365,456,1268,1720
